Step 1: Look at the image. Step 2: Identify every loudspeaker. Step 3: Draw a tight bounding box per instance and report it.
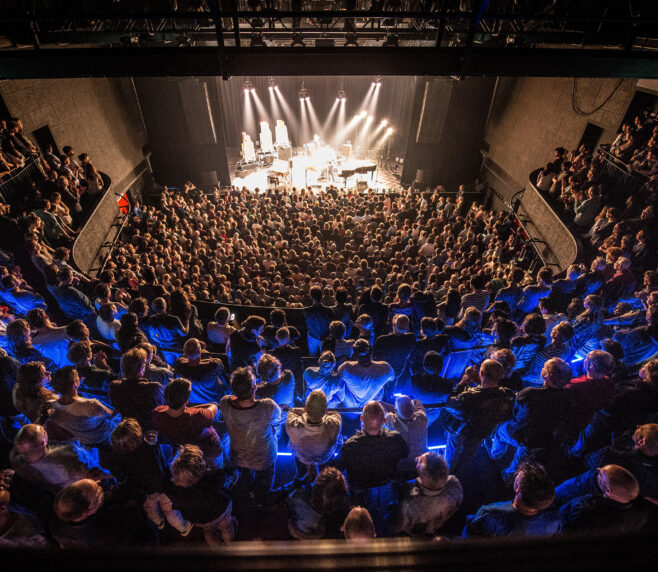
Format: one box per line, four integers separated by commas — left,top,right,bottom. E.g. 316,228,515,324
357,181,368,192
342,143,352,159
416,78,453,145
178,79,217,146
278,146,292,160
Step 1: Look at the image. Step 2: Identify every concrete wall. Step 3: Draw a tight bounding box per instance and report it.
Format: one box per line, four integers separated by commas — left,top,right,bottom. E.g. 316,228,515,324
483,77,637,196
0,77,147,193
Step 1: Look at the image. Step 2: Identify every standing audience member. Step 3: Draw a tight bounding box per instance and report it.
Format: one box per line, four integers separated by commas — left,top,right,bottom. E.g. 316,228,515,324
219,367,281,506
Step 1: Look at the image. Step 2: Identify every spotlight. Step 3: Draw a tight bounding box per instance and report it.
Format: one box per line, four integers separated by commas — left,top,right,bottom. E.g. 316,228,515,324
251,88,256,94
250,32,266,47
243,79,254,94
299,81,308,101
383,34,399,47
380,119,388,126
385,127,393,135
268,77,276,89
337,78,346,102
359,111,367,118
375,75,382,86
291,32,305,47
344,32,358,47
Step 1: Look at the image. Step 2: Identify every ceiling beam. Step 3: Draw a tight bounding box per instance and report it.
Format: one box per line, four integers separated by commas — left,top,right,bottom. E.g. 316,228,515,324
1,46,657,79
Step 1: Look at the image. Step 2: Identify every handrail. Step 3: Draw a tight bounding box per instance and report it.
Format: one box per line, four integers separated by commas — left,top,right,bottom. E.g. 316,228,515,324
521,168,582,272
0,155,43,205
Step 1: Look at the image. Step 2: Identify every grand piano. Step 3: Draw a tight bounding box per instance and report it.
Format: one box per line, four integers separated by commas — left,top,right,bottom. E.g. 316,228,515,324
339,160,377,183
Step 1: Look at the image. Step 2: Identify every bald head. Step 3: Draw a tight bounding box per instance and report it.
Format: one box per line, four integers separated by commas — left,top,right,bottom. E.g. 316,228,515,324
479,359,504,387
361,401,385,435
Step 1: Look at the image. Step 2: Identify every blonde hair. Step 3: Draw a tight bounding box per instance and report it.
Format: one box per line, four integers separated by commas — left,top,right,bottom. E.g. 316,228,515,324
171,444,206,486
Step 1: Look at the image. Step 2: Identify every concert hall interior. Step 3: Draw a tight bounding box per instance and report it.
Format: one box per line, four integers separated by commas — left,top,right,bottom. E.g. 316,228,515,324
1,2,658,569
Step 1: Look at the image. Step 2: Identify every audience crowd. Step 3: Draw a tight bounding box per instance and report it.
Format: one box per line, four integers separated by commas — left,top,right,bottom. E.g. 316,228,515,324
0,120,657,548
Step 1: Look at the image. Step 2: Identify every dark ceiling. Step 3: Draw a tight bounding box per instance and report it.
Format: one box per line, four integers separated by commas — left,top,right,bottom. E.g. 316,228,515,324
0,1,657,79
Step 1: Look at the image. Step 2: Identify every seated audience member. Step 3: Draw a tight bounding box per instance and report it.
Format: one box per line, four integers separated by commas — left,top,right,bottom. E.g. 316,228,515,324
166,445,235,546
566,350,616,435
409,351,453,412
303,351,344,407
603,256,637,307
484,318,517,358
443,308,482,350
0,274,47,317
65,320,113,358
12,361,58,423
136,342,173,385
383,395,428,476
406,317,448,376
50,267,96,326
459,275,490,317
372,314,418,381
332,286,355,338
358,286,389,338
614,304,658,367
206,307,234,353
558,465,648,533
570,294,605,359
109,347,164,430
0,482,49,547
523,321,575,384
228,315,265,370
464,463,561,538
47,365,115,446
288,467,351,540
6,319,57,372
102,418,191,535
52,479,155,548
67,341,114,399
439,359,514,473
585,423,658,500
321,320,354,364
152,378,222,465
548,265,581,313
491,348,524,391
261,308,301,352
219,368,281,506
304,286,334,356
10,424,109,494
354,313,375,346
488,358,572,478
510,313,547,374
255,353,295,406
145,297,189,365
338,339,394,408
174,338,225,405
492,267,526,312
516,267,552,316
342,506,376,544
333,401,409,535
392,452,463,537
271,327,303,385
96,303,121,342
286,389,342,479
115,312,149,355
570,358,658,458
0,350,20,418
26,308,70,368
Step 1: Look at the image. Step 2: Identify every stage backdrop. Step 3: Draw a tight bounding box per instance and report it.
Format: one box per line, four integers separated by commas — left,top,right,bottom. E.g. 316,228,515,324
214,76,416,159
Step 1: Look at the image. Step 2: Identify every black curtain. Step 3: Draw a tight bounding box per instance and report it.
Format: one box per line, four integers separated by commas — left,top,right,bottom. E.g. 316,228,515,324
214,76,417,158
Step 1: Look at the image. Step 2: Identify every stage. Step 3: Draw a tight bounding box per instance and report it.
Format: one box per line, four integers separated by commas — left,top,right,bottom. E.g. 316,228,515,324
229,148,403,193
